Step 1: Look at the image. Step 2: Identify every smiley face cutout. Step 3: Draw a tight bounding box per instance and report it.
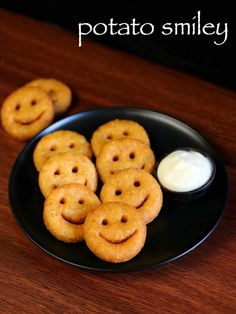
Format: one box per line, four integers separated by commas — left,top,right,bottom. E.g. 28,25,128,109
91,119,150,157
100,169,163,224
39,152,98,198
84,202,146,263
33,130,93,171
1,86,54,141
43,183,101,243
26,78,72,116
96,138,156,182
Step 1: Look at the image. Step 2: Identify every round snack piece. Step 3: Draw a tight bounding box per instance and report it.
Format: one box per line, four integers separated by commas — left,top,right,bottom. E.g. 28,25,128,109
33,130,93,171
100,169,163,224
26,78,72,115
1,86,54,141
43,183,101,243
96,138,156,182
39,152,97,198
84,202,146,263
91,119,150,157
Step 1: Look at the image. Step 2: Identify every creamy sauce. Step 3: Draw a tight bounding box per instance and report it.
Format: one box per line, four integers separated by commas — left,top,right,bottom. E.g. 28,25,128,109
157,150,213,192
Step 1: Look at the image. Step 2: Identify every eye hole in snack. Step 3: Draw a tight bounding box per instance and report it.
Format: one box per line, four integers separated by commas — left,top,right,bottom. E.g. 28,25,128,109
54,169,60,175
72,166,78,173
102,219,108,225
60,198,66,204
112,155,119,162
15,104,21,111
50,146,56,151
30,99,37,106
69,143,75,148
120,215,128,223
48,89,54,96
129,152,135,159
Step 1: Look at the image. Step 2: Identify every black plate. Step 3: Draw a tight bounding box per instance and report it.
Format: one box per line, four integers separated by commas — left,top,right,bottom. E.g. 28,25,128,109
9,107,228,271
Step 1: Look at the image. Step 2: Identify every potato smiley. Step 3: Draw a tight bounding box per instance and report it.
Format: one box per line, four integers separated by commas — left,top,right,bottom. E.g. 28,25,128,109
33,130,93,171
100,168,163,224
26,78,72,116
1,86,54,140
84,202,146,263
96,138,156,183
39,152,98,198
91,119,150,157
43,183,101,243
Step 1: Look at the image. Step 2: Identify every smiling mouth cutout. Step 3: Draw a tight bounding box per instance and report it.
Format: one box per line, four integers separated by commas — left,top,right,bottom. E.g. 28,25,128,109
62,214,85,225
100,230,137,244
14,111,45,125
135,195,149,209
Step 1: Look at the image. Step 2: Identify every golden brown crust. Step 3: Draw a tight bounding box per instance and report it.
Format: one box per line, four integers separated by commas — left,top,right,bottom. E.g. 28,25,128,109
39,152,98,198
96,138,156,182
84,202,146,263
43,183,101,243
33,130,93,171
1,86,54,141
26,78,72,115
91,119,150,157
100,168,163,224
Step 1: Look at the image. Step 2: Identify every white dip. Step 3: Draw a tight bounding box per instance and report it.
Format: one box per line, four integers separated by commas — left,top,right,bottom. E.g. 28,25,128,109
157,150,213,192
